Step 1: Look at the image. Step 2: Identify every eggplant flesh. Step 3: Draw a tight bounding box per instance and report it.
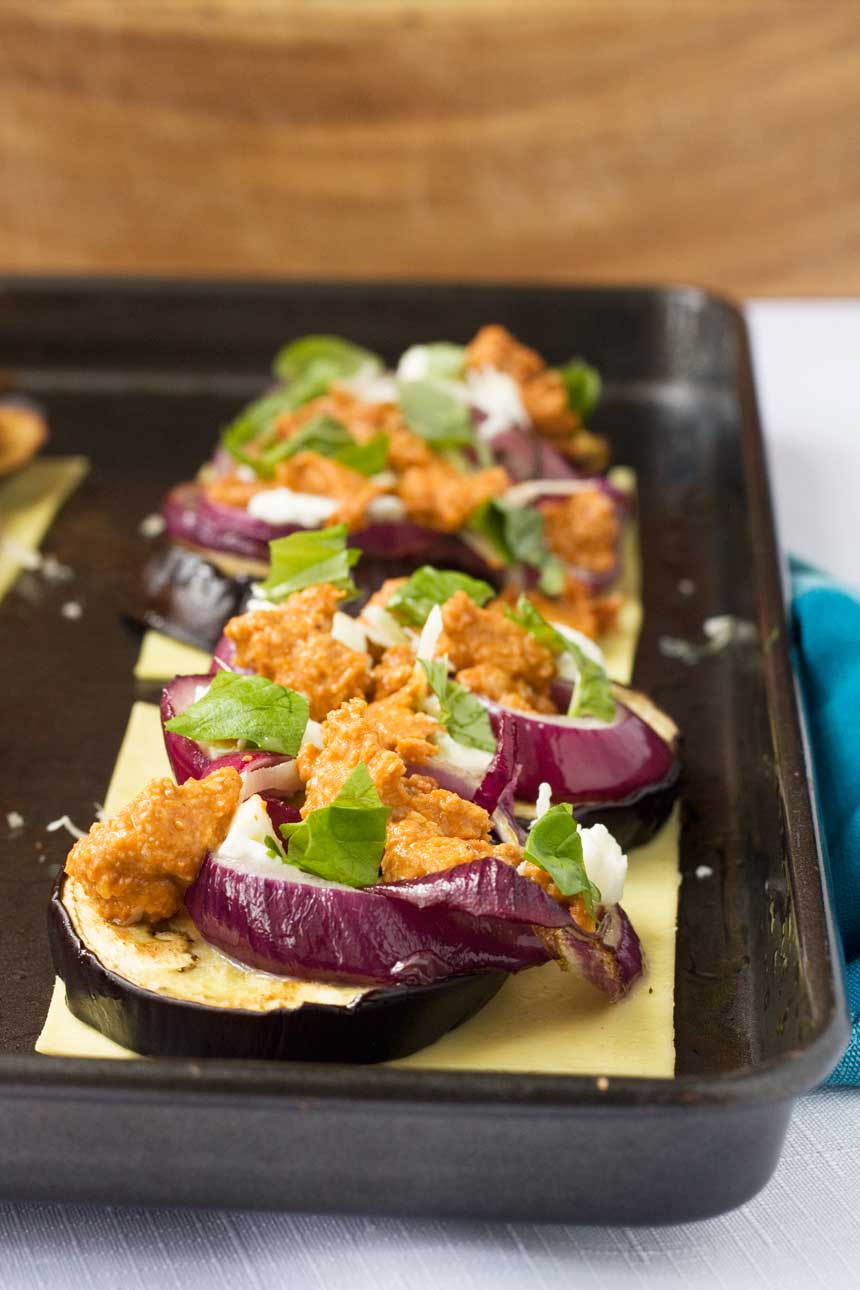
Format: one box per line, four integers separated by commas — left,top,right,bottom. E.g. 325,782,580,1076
48,875,505,1063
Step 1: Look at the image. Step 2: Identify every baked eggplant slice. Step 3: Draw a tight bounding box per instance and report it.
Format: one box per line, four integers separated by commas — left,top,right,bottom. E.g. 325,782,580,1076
49,874,505,1063
130,539,254,651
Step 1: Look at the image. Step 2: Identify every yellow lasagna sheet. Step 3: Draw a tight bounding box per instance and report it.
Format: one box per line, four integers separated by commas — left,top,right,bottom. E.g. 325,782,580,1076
0,457,89,601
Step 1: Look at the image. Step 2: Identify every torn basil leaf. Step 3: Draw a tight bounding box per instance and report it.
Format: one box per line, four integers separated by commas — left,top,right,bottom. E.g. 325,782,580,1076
279,762,390,887
397,379,474,450
259,525,360,603
221,389,305,476
537,554,567,596
336,432,389,477
264,834,288,863
273,335,382,385
557,358,602,420
164,672,309,756
502,504,546,567
566,642,616,723
256,412,353,472
467,493,566,596
467,498,556,587
505,595,615,723
420,660,496,754
257,413,389,478
386,565,495,628
524,803,600,914
504,594,568,655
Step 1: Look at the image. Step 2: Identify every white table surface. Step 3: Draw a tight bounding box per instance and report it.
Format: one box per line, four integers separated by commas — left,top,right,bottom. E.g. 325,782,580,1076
2,300,859,1290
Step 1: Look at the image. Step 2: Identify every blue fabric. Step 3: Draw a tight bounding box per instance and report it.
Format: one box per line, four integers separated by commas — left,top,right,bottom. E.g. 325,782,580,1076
791,559,860,1084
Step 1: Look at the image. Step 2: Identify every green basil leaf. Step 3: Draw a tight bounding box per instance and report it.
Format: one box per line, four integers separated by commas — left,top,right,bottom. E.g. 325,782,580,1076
466,498,510,560
469,501,566,595
419,660,496,754
279,762,390,887
221,389,304,476
386,565,495,628
504,594,567,654
503,505,546,567
279,363,343,409
566,642,616,723
467,498,550,575
397,379,474,449
557,359,602,420
537,554,567,596
262,412,354,464
524,802,600,914
256,413,390,478
164,672,309,755
259,525,360,603
264,834,288,862
273,335,382,384
335,431,390,477
505,595,615,723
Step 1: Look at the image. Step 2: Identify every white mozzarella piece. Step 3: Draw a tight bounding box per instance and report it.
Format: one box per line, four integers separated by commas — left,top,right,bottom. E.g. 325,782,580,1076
578,822,627,906
336,362,397,405
534,782,553,822
366,494,408,522
247,489,338,527
433,731,494,777
466,365,529,440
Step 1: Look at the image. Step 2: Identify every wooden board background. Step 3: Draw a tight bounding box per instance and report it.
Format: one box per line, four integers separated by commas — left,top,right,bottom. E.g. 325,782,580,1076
1,1,859,296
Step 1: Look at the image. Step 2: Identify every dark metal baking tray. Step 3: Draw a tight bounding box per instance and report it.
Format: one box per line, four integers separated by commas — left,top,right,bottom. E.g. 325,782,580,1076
0,278,848,1224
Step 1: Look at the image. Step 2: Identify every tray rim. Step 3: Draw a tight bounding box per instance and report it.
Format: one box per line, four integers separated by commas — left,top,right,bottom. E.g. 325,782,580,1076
0,274,849,1116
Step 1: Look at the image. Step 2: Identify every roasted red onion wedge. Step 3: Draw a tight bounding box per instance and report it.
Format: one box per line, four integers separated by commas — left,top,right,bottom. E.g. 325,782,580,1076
409,713,519,817
162,484,291,564
186,851,643,1002
376,863,644,1003
160,673,302,799
483,424,583,483
484,683,680,849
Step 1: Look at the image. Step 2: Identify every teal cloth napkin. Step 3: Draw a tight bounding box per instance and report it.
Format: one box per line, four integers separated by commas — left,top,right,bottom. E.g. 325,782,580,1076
791,559,860,1084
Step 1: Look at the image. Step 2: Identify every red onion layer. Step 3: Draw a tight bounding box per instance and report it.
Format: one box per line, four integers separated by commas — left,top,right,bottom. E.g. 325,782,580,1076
162,483,496,575
485,688,678,808
160,672,300,799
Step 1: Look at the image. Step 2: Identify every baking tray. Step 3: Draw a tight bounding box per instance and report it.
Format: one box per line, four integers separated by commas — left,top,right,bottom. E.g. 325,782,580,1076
0,278,848,1224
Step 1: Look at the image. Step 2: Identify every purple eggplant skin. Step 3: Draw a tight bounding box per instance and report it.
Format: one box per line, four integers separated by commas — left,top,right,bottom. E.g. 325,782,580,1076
128,538,252,651
47,874,506,1064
